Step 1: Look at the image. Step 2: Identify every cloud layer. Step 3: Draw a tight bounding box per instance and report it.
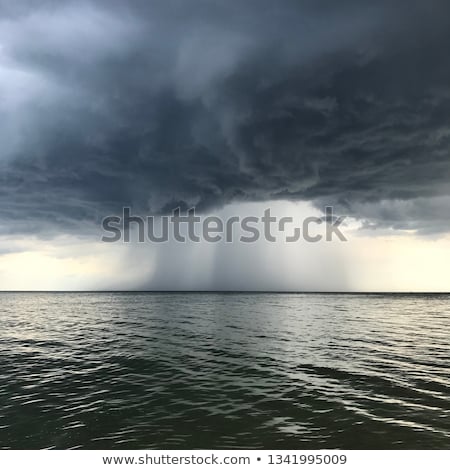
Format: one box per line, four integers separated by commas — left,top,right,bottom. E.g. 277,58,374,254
1,0,450,235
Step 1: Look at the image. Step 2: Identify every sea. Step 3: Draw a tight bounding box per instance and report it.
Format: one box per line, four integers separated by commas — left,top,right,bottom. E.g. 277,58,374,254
0,292,449,449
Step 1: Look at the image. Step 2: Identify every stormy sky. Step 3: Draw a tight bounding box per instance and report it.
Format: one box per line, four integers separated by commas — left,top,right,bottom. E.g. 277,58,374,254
1,0,450,290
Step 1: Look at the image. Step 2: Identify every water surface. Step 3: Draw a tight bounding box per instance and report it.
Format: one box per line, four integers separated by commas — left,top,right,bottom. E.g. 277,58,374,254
0,292,449,449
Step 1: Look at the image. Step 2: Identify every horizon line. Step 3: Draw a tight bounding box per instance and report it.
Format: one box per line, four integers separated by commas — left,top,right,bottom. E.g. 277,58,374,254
0,290,449,295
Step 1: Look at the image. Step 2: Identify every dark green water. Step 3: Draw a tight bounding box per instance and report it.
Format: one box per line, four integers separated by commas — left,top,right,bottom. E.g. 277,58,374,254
0,292,449,449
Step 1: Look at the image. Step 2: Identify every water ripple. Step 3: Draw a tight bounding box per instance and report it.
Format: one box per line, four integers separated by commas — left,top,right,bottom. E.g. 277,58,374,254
0,292,449,449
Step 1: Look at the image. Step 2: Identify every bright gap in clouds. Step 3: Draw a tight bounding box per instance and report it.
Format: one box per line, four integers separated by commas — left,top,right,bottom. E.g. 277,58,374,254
1,201,450,292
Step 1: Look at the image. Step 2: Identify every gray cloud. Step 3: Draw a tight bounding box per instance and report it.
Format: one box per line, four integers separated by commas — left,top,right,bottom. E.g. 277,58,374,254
1,0,450,235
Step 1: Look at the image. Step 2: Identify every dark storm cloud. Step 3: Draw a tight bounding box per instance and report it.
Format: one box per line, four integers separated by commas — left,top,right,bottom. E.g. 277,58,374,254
1,0,450,234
